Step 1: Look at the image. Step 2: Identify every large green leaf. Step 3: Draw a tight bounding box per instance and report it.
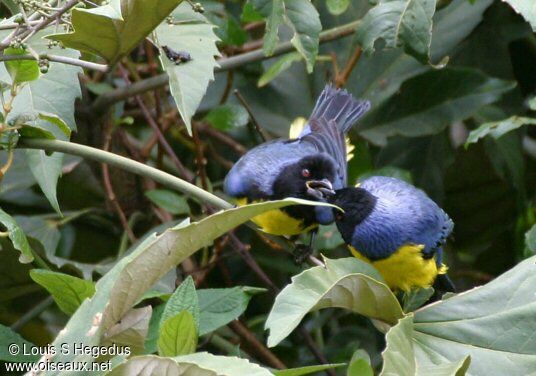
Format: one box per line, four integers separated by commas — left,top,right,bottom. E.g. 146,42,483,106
502,0,536,31
30,269,96,315
155,3,220,135
0,208,33,263
109,352,273,375
357,68,515,145
48,0,182,65
158,310,198,356
251,0,321,72
380,256,536,375
197,286,263,335
102,199,332,332
356,0,437,65
265,257,404,347
465,115,536,147
44,199,328,375
0,324,39,362
25,150,63,215
161,276,200,329
380,316,471,376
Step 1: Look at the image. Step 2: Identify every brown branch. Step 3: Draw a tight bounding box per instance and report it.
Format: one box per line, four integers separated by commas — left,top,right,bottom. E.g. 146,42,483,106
233,89,269,142
101,124,137,243
228,320,286,370
335,47,362,88
118,65,195,182
197,122,247,155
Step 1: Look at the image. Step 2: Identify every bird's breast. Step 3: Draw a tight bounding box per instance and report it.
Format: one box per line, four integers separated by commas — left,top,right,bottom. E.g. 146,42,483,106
349,245,447,292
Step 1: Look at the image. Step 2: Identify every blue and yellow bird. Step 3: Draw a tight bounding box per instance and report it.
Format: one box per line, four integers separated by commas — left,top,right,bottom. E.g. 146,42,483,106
224,85,370,236
329,176,455,292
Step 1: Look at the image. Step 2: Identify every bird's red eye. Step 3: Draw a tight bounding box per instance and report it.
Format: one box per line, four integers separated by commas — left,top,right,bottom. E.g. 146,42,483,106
301,169,310,178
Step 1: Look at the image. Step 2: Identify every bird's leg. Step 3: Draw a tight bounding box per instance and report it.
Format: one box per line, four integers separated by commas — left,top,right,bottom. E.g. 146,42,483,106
293,230,317,265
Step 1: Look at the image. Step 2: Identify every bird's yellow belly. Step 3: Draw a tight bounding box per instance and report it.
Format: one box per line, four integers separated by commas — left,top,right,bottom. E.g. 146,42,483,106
236,198,317,236
349,245,447,292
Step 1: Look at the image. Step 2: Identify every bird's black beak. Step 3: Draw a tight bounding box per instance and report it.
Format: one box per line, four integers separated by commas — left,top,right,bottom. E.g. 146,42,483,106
306,179,335,200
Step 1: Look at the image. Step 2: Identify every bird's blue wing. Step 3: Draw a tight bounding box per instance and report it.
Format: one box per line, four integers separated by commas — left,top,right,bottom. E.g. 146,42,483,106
351,177,453,262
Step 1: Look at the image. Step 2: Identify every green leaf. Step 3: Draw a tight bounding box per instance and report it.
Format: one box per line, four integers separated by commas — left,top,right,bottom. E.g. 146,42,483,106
48,0,182,65
157,310,198,356
465,115,536,147
1,31,82,135
265,257,404,347
36,112,71,138
357,68,516,146
19,125,55,140
402,287,434,312
197,286,263,335
156,2,220,135
502,0,536,31
0,324,39,362
326,0,350,15
0,208,33,263
109,352,273,375
526,224,536,255
25,150,63,215
4,47,40,84
258,52,302,87
347,359,374,376
103,306,152,355
242,2,264,23
356,0,438,65
145,189,190,215
29,269,95,315
274,363,346,376
204,104,249,130
161,276,200,330
396,255,536,375
144,304,165,354
380,315,471,376
251,0,321,72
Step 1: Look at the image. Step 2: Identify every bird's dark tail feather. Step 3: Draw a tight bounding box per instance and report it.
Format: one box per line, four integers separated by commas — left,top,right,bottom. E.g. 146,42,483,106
310,84,371,133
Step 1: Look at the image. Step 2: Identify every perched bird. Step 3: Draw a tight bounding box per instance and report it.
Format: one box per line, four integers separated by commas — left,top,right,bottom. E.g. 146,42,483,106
329,176,455,293
224,85,370,236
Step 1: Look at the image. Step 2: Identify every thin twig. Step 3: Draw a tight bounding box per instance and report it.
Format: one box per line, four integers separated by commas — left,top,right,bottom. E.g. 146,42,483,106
198,122,247,155
101,123,137,243
229,233,279,293
233,89,268,142
118,65,195,182
335,47,362,88
0,54,108,72
228,320,286,370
